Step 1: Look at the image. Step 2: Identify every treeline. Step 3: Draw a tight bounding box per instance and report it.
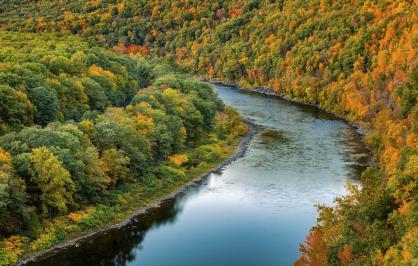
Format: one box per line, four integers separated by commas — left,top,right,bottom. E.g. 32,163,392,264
0,0,417,264
0,32,248,264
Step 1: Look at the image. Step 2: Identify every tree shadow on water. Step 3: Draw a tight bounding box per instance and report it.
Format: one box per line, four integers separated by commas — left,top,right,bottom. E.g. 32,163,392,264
28,197,186,266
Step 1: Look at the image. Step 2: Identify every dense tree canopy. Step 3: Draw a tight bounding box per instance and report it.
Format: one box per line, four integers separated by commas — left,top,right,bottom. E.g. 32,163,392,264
0,31,248,265
0,31,151,134
0,0,416,264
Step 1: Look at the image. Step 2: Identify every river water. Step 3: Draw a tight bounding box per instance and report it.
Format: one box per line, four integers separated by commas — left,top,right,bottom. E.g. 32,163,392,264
28,85,370,266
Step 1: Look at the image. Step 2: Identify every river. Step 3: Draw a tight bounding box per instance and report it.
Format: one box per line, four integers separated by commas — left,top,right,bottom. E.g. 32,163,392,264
27,85,370,266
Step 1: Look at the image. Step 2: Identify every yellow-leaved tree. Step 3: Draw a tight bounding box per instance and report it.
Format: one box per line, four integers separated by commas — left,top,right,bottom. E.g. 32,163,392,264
30,147,75,217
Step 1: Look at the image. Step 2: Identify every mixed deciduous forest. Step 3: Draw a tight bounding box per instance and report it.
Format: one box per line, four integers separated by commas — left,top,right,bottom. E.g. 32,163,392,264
0,0,417,265
0,31,247,265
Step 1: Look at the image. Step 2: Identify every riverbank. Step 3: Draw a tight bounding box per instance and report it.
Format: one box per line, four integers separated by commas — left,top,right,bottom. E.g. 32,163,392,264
18,120,257,265
205,78,374,161
208,78,366,132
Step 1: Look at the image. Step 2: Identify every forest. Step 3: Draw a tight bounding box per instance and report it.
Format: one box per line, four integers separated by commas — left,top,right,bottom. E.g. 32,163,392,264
0,0,417,265
0,31,247,265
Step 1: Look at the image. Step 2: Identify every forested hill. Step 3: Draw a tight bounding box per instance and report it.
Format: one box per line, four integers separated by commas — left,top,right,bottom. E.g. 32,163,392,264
0,0,417,265
1,2,416,119
0,32,151,134
0,31,248,265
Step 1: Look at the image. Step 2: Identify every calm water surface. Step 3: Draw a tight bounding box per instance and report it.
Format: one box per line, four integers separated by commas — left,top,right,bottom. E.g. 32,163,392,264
28,85,369,266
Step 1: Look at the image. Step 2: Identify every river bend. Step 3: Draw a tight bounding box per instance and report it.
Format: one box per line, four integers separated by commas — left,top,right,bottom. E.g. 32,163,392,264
27,85,370,266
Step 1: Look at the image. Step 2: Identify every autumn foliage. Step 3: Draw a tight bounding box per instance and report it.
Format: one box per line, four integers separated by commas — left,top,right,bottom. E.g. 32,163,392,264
0,0,416,265
294,230,328,266
0,31,248,265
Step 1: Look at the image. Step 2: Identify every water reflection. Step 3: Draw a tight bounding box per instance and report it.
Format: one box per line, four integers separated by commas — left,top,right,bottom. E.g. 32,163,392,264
28,85,370,266
29,196,190,266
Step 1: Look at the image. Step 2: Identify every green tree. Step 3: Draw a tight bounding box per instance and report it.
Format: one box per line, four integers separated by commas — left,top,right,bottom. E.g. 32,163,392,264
93,119,150,177
0,155,9,231
81,77,108,112
0,85,34,133
0,148,31,234
397,66,418,118
26,86,60,125
100,148,131,186
30,147,75,216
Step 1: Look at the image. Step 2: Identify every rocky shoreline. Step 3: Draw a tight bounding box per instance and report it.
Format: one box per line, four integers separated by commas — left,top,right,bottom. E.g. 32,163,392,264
18,120,257,265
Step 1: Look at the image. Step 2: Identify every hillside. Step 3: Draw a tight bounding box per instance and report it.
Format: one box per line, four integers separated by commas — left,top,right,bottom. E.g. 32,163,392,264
0,0,417,265
0,31,247,265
